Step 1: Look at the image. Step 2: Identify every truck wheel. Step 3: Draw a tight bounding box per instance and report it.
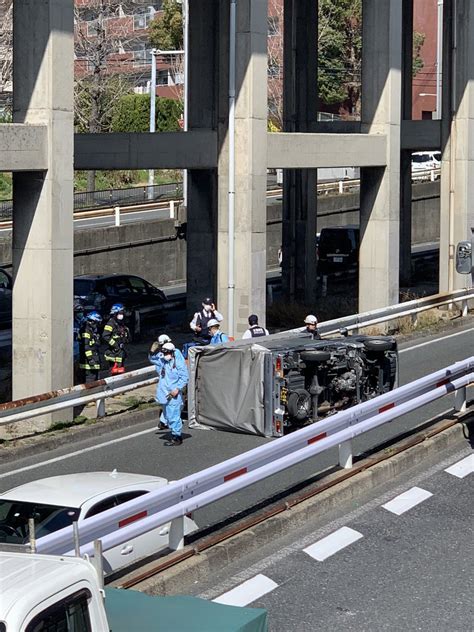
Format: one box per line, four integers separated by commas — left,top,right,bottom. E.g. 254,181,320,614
362,338,393,352
300,350,331,363
287,388,312,421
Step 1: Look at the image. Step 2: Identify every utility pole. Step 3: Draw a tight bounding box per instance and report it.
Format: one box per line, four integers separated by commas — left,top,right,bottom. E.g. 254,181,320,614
148,48,157,200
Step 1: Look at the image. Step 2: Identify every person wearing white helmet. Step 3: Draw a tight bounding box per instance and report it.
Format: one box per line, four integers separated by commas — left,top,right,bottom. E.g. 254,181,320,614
208,319,229,345
149,334,187,430
154,342,188,446
304,314,321,339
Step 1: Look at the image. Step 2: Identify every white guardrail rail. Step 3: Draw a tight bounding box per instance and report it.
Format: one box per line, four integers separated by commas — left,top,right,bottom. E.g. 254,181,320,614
0,287,472,426
34,356,473,561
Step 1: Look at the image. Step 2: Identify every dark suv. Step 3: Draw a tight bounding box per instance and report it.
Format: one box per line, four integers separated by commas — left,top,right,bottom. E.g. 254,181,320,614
74,274,167,335
318,225,359,274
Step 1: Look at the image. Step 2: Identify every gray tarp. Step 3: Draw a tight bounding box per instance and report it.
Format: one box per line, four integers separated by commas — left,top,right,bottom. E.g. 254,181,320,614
188,343,268,436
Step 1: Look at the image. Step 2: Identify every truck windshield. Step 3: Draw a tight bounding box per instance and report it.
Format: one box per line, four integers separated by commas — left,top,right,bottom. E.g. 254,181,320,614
0,499,80,544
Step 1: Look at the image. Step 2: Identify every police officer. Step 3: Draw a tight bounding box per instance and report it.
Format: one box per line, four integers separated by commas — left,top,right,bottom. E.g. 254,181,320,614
208,319,229,344
242,314,269,339
189,297,223,344
103,303,130,375
304,314,321,339
155,342,189,446
78,311,102,383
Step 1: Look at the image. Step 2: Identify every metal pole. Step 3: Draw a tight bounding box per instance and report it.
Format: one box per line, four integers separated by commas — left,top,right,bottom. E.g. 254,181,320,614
182,0,189,210
148,49,157,201
436,0,443,119
228,0,236,337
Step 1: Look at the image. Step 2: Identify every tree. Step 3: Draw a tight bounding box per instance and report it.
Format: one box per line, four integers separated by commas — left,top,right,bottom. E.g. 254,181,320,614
74,1,147,190
149,0,183,51
318,0,362,115
111,93,183,133
0,0,13,98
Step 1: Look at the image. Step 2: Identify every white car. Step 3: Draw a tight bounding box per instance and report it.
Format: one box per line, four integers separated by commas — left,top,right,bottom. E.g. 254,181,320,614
411,151,441,171
0,471,198,573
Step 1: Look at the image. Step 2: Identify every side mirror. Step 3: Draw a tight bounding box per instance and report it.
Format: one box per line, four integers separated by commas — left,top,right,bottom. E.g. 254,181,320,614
455,241,473,275
339,327,349,337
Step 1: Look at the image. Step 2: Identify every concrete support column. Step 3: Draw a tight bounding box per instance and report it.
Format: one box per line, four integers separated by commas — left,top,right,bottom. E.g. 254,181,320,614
217,0,268,335
12,0,74,406
186,1,218,311
282,0,318,304
359,0,402,312
400,0,413,287
439,0,474,292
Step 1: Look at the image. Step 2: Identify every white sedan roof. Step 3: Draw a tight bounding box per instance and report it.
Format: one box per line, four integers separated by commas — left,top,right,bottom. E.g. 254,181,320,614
0,471,167,508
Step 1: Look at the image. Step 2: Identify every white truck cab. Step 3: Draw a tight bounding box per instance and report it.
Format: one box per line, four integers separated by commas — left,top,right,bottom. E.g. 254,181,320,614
0,551,109,631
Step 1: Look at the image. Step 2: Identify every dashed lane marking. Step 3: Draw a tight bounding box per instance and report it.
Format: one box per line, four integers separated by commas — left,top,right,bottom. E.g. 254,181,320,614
382,486,433,515
303,526,363,562
213,574,278,607
445,454,474,479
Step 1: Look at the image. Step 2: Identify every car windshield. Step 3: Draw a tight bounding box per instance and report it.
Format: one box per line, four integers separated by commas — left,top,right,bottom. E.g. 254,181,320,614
412,154,431,163
74,279,95,297
0,499,80,544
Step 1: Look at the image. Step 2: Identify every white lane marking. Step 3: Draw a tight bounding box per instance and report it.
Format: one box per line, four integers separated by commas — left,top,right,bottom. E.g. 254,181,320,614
303,526,363,562
0,427,157,481
445,454,474,479
399,328,474,354
382,486,432,515
213,574,278,607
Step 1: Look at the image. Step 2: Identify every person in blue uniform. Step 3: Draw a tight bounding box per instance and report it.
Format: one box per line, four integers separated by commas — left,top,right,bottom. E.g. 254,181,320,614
155,342,188,446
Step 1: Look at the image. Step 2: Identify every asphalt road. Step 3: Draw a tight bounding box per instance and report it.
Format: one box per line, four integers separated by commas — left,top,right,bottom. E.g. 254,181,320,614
193,444,474,631
0,324,472,536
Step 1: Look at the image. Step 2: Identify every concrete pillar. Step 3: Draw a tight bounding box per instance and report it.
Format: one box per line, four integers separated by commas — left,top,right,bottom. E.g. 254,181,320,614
439,0,474,292
12,0,74,407
186,1,218,312
359,0,402,312
216,0,268,336
399,0,413,287
282,0,318,304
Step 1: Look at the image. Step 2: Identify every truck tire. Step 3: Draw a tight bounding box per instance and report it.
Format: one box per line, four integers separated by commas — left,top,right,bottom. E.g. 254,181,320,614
287,388,312,421
300,350,331,363
361,337,393,352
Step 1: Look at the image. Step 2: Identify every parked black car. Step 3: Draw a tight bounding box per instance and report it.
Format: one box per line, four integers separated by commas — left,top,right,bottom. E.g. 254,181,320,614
74,274,167,336
0,268,12,329
318,225,359,274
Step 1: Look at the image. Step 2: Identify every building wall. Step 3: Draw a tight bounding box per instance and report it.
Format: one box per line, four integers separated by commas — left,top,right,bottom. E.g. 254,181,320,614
413,0,439,120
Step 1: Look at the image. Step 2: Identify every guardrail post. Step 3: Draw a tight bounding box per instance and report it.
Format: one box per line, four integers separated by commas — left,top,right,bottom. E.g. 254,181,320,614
411,312,418,328
430,169,435,182
338,440,353,469
454,386,467,413
461,299,468,318
92,540,105,589
170,200,175,219
96,398,106,418
338,180,343,194
169,516,185,551
114,206,120,227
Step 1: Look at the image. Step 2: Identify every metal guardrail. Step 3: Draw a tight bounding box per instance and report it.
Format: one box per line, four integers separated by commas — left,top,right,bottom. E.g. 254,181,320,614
34,357,473,560
0,287,472,425
0,168,441,222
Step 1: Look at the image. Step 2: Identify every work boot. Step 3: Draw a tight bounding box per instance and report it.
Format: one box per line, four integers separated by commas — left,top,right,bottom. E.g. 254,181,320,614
116,366,125,374
164,435,183,446
158,421,168,431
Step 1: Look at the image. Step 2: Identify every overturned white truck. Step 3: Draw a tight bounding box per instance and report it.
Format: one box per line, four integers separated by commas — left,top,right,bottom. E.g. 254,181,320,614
188,332,398,437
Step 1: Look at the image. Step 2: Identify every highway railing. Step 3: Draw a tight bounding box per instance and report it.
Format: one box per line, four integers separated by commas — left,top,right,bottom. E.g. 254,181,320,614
34,356,473,562
0,168,440,223
0,287,472,426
